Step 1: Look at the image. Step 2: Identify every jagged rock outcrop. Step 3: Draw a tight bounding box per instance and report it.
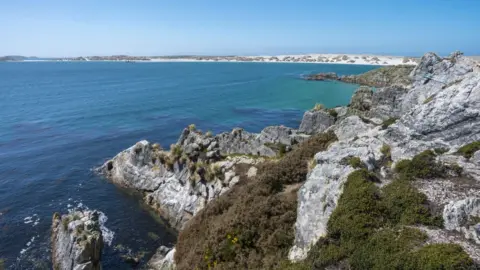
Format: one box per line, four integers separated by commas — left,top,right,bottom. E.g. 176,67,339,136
177,126,305,158
148,246,175,270
369,84,409,119
99,139,263,230
290,51,480,261
444,198,480,244
99,124,311,230
298,110,335,135
349,86,373,111
51,210,103,270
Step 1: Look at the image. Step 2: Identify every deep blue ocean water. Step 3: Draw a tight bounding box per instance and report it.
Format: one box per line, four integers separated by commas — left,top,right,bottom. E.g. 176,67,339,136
0,61,377,269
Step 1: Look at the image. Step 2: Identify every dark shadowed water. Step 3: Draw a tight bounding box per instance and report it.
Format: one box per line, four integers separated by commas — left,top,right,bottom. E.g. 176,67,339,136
0,61,377,269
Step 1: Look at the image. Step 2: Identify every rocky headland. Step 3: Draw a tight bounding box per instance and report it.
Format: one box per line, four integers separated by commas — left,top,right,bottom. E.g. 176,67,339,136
51,210,103,270
86,50,480,269
305,64,415,88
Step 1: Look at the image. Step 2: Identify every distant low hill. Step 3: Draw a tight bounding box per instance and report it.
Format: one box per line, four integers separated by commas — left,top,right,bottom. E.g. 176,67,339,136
0,55,39,61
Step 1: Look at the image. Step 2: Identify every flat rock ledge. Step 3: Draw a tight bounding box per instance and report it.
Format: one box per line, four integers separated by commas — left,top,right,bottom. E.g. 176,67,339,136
51,210,103,270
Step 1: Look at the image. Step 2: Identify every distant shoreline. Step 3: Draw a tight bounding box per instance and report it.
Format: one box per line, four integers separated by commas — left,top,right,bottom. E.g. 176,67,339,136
2,53,421,66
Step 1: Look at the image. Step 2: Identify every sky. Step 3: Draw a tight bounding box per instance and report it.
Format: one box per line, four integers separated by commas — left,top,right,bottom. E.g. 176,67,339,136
1,0,479,57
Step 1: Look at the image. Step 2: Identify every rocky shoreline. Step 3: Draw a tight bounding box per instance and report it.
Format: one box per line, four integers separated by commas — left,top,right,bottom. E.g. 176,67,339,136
51,51,480,269
305,64,415,88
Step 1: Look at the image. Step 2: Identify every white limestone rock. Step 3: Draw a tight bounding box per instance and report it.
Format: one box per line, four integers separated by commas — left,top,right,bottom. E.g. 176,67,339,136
444,198,480,244
51,210,103,270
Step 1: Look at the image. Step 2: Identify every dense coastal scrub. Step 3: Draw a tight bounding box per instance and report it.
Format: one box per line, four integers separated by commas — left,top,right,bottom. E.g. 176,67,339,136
174,131,338,269
282,168,471,269
457,141,480,159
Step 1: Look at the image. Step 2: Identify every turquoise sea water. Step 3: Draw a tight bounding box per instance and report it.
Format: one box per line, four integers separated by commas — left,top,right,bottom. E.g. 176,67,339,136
0,61,377,269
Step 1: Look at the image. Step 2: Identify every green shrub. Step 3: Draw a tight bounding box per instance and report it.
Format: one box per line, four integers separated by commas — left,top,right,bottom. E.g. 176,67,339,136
349,228,427,270
381,180,442,227
312,103,325,111
395,150,445,179
165,157,175,171
434,147,449,155
328,109,338,119
205,131,213,137
346,156,366,169
380,144,391,160
405,244,474,270
170,144,183,159
457,141,480,159
0,258,5,269
381,118,398,129
62,216,70,230
327,170,382,243
423,95,435,104
152,143,161,150
264,142,288,157
188,124,196,131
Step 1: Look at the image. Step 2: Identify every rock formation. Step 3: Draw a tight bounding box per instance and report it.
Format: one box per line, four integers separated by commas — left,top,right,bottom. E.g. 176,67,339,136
98,123,315,230
298,109,335,134
289,51,480,261
51,210,103,270
305,64,415,87
148,246,175,270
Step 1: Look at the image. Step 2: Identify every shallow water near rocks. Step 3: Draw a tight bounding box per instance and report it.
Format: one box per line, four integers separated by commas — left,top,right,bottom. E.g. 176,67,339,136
0,61,376,269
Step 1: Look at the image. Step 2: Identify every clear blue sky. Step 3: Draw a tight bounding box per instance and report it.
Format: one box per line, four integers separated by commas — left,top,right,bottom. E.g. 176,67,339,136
1,0,479,57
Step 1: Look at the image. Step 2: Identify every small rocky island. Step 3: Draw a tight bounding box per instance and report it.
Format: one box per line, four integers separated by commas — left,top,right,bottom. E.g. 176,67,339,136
51,210,103,270
52,51,480,269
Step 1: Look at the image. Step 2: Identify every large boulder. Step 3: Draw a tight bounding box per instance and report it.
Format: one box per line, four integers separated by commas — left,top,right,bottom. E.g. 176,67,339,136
349,86,374,111
298,110,335,135
444,198,480,244
51,210,103,270
148,246,175,270
370,84,409,119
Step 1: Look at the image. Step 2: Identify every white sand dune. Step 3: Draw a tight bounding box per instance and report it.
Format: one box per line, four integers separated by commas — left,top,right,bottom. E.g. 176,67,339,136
150,54,418,66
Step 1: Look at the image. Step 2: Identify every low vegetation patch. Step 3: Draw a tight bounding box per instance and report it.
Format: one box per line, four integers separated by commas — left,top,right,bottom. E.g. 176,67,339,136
312,103,325,112
457,141,480,159
327,109,338,119
175,131,338,270
423,95,435,104
381,118,398,129
434,147,449,155
341,156,366,169
188,124,196,131
264,142,287,157
395,150,446,179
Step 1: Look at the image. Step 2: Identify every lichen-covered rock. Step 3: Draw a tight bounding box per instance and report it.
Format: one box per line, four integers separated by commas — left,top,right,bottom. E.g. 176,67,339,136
444,198,480,244
332,115,376,141
51,210,103,270
370,84,409,119
298,110,335,135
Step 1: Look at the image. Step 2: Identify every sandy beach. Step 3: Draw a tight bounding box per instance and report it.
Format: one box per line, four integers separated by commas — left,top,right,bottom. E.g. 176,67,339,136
150,54,419,66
